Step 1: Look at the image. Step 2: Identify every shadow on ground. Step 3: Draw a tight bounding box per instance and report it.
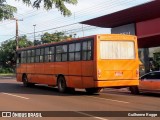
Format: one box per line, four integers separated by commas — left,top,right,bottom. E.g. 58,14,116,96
0,82,100,97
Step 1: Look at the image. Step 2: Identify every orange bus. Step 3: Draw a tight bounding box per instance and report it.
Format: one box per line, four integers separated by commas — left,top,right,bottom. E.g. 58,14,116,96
16,34,139,94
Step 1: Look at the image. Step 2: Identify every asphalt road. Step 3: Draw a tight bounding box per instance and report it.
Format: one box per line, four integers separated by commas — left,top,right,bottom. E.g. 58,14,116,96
0,76,159,120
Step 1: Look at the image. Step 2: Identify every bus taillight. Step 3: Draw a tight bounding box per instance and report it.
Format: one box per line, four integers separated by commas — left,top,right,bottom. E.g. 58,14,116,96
98,69,101,78
136,69,139,77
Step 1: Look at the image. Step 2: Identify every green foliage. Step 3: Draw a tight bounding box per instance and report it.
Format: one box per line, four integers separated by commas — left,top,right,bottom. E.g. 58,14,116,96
21,0,78,16
0,35,33,71
0,0,17,20
0,0,77,20
41,31,72,43
34,40,42,45
0,67,14,73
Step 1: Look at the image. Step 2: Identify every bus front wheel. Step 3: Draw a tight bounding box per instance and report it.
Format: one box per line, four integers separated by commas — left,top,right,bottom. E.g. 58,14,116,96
22,75,29,87
85,88,102,94
22,75,35,87
57,76,67,93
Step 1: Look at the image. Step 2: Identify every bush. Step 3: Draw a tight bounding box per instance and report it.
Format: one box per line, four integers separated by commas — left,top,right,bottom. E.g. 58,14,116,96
0,67,14,73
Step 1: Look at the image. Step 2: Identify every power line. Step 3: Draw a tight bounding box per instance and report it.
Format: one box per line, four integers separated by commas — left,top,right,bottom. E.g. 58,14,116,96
0,0,152,42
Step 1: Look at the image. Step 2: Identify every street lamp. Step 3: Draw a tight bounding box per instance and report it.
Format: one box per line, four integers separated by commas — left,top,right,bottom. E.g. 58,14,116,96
33,24,36,45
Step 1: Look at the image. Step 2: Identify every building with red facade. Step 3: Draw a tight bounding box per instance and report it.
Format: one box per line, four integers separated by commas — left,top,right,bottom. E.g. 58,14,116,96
81,1,160,74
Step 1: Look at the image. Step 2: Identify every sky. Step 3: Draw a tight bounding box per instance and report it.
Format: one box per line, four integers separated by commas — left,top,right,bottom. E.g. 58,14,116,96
0,0,152,43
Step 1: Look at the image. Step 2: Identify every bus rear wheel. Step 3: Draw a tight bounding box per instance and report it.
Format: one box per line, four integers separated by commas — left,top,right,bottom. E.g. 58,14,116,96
85,88,102,94
57,76,67,93
129,86,139,95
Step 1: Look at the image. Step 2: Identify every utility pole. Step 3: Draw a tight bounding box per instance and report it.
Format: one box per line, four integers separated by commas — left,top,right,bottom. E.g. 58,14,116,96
15,19,18,50
33,24,36,45
11,18,23,50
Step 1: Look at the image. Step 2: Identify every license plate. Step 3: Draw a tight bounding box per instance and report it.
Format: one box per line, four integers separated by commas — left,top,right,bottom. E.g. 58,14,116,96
115,71,123,76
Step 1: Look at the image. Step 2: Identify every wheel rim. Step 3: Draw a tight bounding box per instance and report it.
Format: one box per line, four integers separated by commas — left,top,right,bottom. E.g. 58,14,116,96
58,77,66,92
23,76,28,86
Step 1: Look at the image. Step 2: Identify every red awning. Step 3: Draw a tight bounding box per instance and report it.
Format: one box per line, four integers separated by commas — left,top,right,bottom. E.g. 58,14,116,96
80,1,160,28
138,33,160,48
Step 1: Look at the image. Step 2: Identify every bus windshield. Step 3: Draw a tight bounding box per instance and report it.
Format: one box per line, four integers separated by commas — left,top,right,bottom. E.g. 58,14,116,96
100,40,135,59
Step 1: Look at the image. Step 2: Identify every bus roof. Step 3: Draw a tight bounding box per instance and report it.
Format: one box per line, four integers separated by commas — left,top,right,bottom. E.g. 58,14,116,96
17,34,136,51
17,35,95,51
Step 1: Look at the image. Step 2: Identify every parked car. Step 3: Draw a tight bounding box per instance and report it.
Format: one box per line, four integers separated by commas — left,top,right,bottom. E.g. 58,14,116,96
129,71,160,94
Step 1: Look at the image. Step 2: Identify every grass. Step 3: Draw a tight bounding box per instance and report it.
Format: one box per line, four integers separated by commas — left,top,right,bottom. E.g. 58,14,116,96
0,73,15,76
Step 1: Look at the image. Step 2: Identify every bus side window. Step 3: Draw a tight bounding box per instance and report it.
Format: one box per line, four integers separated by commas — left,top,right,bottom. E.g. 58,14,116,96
27,50,31,63
75,43,81,61
40,48,44,62
82,40,92,61
69,43,75,61
17,53,21,64
36,49,40,63
21,51,26,63
50,46,54,62
62,45,67,61
45,47,50,62
56,46,62,62
31,50,35,63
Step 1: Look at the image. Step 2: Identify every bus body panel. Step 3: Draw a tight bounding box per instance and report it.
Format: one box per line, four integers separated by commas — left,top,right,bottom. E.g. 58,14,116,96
94,34,139,87
34,63,44,74
44,62,55,75
68,61,82,88
83,77,94,88
27,63,35,73
82,61,94,77
16,73,22,82
97,60,139,80
20,64,27,74
54,62,68,75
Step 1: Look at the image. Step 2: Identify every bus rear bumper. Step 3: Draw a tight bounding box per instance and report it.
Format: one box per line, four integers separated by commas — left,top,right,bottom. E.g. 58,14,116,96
94,80,139,88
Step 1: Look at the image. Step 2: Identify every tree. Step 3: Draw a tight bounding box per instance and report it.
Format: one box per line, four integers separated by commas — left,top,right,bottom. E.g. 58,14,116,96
41,31,72,43
0,0,77,20
0,35,33,71
0,0,17,20
21,0,77,16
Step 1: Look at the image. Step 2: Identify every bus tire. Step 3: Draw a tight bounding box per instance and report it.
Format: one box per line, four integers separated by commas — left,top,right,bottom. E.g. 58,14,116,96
22,75,35,87
22,75,29,87
85,88,102,94
57,76,67,93
129,86,139,95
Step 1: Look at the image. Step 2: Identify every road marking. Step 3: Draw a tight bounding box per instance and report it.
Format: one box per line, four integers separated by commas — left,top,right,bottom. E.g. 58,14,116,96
75,111,108,120
87,96,129,104
2,92,29,100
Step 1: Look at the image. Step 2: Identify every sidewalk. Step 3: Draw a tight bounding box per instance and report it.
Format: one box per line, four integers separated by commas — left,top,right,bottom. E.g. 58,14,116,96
0,74,16,79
